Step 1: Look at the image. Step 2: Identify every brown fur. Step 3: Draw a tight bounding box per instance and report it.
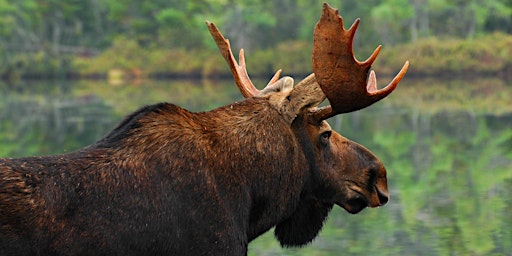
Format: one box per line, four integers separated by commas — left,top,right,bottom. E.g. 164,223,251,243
0,95,388,255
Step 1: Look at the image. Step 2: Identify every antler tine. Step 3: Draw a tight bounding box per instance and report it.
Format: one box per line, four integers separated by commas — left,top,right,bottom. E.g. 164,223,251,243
368,60,410,97
364,45,382,68
311,3,409,119
206,21,283,98
206,21,258,98
266,69,283,87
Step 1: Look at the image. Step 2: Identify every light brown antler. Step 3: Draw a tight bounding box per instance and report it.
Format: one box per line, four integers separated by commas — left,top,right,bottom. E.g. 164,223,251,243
311,3,409,120
206,21,282,98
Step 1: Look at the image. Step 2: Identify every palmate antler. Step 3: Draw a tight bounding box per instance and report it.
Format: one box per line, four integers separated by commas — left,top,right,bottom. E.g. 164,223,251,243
206,3,409,122
311,3,409,120
206,21,282,98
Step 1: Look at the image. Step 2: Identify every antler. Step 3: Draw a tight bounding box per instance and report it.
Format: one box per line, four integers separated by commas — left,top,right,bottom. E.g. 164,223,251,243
311,3,409,120
206,21,282,98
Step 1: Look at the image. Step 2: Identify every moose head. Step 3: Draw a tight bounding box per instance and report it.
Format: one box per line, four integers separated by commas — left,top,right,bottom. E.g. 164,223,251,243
207,2,408,217
0,3,408,255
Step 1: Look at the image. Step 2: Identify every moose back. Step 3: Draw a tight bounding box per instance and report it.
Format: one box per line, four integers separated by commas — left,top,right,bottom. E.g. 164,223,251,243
0,3,408,256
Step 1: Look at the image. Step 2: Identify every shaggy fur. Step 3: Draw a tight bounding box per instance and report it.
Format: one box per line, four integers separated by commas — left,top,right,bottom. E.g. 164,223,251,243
0,96,388,255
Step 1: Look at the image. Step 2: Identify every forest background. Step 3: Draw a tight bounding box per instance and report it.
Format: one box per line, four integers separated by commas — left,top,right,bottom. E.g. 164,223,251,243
1,0,512,80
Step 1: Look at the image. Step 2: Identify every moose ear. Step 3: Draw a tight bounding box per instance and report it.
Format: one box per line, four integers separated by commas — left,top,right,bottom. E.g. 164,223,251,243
258,76,294,97
260,76,296,124
262,74,326,124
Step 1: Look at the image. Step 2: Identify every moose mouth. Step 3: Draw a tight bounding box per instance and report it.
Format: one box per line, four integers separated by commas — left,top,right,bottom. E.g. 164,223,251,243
340,192,369,214
338,185,389,214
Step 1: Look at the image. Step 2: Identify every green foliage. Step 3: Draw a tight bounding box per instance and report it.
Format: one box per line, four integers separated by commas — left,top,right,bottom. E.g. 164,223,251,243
70,31,512,81
247,40,313,77
2,0,512,79
371,0,414,44
378,32,512,77
73,36,149,76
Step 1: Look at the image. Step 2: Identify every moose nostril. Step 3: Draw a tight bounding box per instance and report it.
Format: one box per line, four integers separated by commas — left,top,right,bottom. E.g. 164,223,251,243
377,189,389,205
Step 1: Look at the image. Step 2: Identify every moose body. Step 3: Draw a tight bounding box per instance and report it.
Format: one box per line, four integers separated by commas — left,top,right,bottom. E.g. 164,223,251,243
0,99,381,255
0,100,304,255
0,3,408,256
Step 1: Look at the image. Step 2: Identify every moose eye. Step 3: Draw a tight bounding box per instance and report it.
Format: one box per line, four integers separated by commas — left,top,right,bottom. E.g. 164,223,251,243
320,131,332,146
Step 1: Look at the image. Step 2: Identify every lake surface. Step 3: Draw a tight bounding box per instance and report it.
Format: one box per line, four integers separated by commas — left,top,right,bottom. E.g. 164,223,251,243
1,77,511,255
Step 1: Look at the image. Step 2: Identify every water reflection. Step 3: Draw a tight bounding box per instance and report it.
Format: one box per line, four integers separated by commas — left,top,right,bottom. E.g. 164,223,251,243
0,78,511,255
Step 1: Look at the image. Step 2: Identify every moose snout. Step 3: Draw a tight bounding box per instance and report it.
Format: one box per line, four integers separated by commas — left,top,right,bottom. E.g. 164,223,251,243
366,164,389,207
368,186,389,208
376,187,389,206
367,165,389,207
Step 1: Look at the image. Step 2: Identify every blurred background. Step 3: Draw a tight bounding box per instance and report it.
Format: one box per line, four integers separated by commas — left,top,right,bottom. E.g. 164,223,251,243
1,0,511,255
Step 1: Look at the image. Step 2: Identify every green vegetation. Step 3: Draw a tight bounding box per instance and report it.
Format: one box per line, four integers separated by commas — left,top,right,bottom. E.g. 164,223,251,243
378,32,512,78
1,0,512,79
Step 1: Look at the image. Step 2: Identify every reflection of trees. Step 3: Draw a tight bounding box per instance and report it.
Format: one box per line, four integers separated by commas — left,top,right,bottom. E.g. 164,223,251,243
0,78,247,158
494,178,512,253
0,90,116,157
410,110,432,182
70,79,243,114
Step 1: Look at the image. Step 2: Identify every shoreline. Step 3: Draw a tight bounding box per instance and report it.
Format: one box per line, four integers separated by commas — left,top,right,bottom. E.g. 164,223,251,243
2,32,512,82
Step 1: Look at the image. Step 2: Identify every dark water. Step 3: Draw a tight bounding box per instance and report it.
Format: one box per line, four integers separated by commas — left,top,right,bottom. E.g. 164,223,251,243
1,77,511,255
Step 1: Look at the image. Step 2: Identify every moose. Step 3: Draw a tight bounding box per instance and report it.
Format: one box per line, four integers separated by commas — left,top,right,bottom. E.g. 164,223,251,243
0,3,408,255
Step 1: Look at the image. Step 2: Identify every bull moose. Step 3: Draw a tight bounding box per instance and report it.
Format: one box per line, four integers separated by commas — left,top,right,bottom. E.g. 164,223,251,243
0,3,409,255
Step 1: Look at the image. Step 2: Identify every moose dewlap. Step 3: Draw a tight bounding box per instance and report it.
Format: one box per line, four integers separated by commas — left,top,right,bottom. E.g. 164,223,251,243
0,3,408,256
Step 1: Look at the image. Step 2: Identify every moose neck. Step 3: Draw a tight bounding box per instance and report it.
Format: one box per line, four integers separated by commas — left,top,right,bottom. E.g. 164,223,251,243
268,113,338,246
248,112,338,242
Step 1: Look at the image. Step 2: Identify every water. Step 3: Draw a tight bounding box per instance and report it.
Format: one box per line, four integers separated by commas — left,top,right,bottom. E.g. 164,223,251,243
1,77,511,255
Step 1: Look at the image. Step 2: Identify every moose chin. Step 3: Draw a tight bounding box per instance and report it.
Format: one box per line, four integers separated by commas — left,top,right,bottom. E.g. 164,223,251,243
0,3,408,256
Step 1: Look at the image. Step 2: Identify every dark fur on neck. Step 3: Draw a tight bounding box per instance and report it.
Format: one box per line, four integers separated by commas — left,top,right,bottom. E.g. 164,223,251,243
274,197,333,247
